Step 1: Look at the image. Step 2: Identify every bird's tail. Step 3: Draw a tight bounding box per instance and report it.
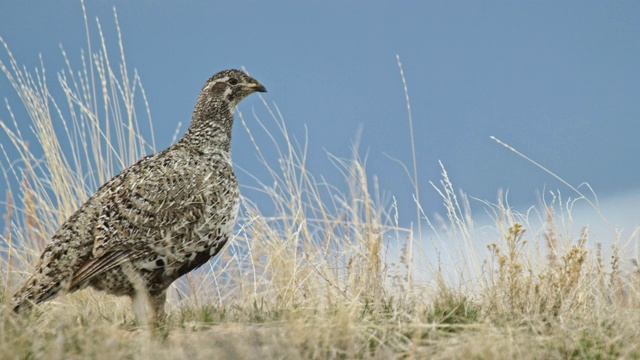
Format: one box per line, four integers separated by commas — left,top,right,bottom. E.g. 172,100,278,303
11,281,37,313
11,276,65,313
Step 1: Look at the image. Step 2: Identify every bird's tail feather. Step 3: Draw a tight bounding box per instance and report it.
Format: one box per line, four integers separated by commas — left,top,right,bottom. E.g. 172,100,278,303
11,276,67,313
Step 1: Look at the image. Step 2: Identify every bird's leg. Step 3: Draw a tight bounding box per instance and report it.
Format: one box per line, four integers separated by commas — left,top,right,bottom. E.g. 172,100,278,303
131,290,151,327
149,289,167,325
131,288,168,335
123,262,155,327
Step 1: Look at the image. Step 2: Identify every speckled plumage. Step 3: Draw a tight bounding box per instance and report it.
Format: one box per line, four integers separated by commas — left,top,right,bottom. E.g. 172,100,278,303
12,69,267,323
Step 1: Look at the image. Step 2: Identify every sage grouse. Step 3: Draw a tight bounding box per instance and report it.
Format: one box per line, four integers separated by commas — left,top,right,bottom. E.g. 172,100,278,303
12,69,266,323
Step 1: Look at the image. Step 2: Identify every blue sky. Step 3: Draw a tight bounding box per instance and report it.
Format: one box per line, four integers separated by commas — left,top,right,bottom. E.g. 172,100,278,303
1,1,639,234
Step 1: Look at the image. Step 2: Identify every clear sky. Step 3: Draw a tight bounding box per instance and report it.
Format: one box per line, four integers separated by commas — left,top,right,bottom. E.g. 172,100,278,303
1,1,639,234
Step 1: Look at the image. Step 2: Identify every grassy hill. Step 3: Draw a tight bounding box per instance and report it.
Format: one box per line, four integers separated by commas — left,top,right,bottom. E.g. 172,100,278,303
1,10,639,360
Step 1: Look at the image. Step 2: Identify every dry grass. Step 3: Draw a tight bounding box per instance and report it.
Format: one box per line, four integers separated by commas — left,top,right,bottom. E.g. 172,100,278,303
1,7,640,360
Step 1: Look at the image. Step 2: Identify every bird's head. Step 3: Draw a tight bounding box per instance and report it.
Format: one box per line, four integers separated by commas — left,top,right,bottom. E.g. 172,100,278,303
202,69,267,108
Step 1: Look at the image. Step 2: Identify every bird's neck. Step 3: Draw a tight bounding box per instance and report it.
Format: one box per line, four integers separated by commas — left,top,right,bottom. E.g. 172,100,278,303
181,98,235,153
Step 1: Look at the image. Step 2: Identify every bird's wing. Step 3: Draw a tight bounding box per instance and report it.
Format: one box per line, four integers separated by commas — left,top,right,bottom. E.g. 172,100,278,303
69,249,135,290
69,150,235,285
91,150,210,256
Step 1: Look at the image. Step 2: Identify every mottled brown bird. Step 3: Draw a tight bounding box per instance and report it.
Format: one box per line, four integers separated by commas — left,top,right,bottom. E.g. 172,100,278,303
12,69,266,324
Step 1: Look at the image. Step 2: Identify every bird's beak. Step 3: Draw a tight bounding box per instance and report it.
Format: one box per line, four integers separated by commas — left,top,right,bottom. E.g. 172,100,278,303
253,83,267,93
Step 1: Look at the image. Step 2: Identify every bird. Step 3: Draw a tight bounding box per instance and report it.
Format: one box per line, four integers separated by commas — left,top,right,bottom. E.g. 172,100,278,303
11,69,267,325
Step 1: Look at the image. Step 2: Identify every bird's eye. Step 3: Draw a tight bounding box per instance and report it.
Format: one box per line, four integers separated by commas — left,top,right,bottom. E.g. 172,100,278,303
228,78,239,85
